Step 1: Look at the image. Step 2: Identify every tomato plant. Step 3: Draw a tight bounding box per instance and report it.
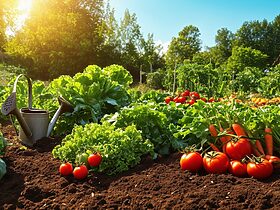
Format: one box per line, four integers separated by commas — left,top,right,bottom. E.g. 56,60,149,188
88,153,102,167
228,160,247,177
59,162,73,176
203,151,229,174
73,165,88,179
180,152,203,172
247,159,273,179
225,138,252,160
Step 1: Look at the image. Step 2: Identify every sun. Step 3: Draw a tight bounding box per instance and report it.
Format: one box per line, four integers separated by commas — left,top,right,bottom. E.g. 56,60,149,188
17,0,33,26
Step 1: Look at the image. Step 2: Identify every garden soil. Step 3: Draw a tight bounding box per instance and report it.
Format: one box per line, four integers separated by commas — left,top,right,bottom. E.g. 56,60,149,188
0,123,280,210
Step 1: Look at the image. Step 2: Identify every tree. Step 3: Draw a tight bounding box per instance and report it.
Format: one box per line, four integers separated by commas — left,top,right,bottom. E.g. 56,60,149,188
165,25,201,68
271,15,280,65
5,0,105,80
98,3,122,67
214,28,234,63
234,19,274,64
117,9,143,79
140,33,164,72
226,46,268,77
0,0,18,51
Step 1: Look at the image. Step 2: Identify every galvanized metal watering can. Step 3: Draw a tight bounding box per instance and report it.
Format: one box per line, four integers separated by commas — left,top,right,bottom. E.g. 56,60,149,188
1,74,74,146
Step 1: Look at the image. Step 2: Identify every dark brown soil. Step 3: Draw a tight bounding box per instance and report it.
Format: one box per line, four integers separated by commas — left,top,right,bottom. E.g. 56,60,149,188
0,123,280,210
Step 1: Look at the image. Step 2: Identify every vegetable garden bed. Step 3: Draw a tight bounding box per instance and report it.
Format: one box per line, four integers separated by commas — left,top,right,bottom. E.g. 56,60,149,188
0,124,280,210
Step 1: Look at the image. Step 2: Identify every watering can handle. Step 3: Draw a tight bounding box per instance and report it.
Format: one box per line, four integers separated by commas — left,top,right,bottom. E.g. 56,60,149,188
12,74,33,109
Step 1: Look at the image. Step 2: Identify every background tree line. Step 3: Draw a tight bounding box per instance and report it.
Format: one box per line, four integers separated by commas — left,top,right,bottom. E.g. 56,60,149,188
0,0,280,85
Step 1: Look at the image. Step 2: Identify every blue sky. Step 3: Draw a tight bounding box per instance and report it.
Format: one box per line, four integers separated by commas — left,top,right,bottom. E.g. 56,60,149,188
110,0,280,51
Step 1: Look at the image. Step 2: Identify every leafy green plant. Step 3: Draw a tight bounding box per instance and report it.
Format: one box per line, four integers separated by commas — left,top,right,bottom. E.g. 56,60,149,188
52,122,154,175
102,102,188,155
0,64,133,136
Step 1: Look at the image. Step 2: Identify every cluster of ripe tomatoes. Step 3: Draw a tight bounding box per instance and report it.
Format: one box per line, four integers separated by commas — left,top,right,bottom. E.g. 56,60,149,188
164,90,216,105
59,153,102,180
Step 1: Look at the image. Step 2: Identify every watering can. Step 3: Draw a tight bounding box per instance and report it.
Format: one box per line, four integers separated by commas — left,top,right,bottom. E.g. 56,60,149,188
1,74,74,146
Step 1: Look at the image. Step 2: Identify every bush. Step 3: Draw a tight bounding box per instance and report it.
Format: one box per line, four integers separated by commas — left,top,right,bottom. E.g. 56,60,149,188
146,69,165,89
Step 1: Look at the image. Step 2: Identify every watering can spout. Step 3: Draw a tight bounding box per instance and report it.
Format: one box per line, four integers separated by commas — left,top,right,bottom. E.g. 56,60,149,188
47,96,74,137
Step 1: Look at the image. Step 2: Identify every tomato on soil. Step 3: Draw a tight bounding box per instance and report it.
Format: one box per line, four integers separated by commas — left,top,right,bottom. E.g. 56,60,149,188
73,165,88,179
225,138,252,160
247,159,273,179
228,160,247,177
59,162,73,176
88,153,102,167
203,151,229,174
180,152,203,172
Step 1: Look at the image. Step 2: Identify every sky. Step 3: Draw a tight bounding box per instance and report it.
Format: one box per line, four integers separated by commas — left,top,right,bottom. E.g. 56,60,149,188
110,0,280,51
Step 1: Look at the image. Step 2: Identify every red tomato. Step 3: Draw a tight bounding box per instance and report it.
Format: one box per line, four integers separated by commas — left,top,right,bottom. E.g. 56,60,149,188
247,159,273,179
181,90,190,97
208,97,215,103
200,97,207,102
180,152,203,172
59,162,73,176
73,165,88,180
173,96,179,103
228,160,247,177
225,138,252,160
88,153,102,167
265,155,280,169
165,96,173,104
203,151,229,174
177,96,186,104
190,92,200,100
188,99,196,105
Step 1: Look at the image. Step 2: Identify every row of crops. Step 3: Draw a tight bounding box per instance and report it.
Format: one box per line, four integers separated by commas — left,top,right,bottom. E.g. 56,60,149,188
0,64,280,178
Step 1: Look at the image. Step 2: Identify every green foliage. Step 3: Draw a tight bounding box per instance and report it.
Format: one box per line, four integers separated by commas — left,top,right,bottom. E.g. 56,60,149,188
234,67,264,93
103,64,133,88
259,66,280,97
5,0,105,80
164,63,230,98
146,69,165,89
52,122,154,175
102,102,187,155
41,64,132,135
0,64,132,136
226,46,268,76
175,100,280,153
165,25,201,68
234,17,280,64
